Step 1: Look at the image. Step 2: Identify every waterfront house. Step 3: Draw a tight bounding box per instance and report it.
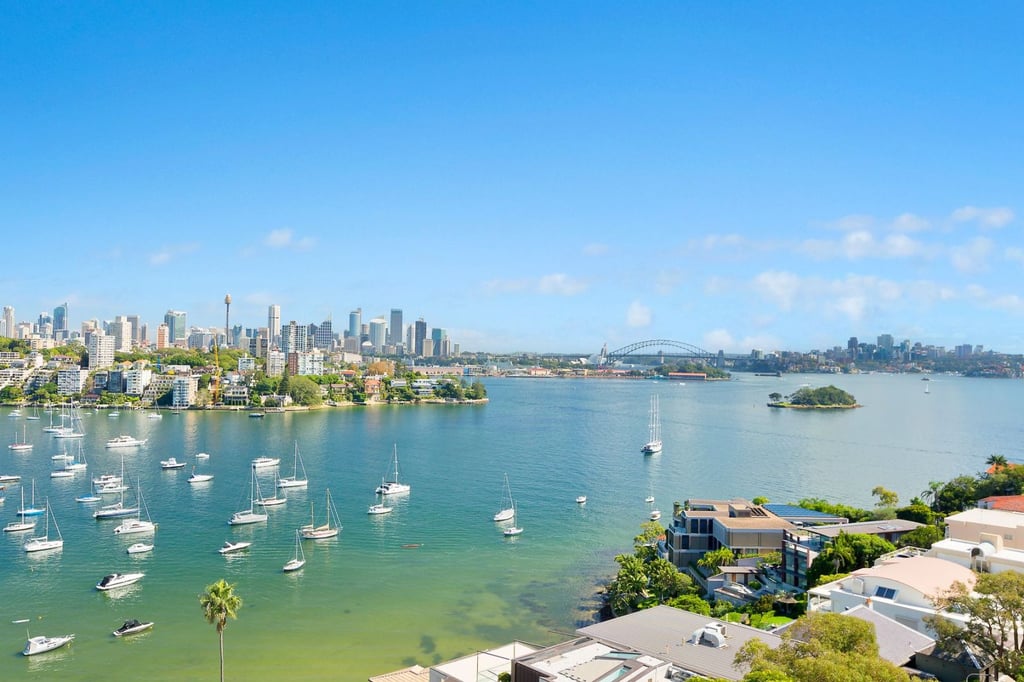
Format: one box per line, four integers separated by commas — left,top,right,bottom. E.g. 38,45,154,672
928,506,1024,574
780,518,924,590
663,498,795,573
807,554,975,635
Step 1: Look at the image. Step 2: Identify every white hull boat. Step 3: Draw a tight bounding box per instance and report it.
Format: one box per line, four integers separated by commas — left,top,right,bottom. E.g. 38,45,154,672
218,540,251,554
126,542,154,554
23,634,74,656
493,473,515,522
641,394,663,454
375,444,410,495
96,572,145,591
283,530,306,572
277,442,308,488
301,488,342,539
113,619,154,637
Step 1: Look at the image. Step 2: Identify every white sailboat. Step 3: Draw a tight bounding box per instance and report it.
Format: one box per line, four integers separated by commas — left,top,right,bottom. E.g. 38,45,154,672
641,394,663,454
493,473,515,522
375,444,410,495
114,485,156,535
24,499,64,552
5,487,36,532
8,423,32,451
94,458,138,519
301,488,342,539
283,529,306,572
53,404,85,439
228,468,269,525
277,442,309,489
502,502,523,537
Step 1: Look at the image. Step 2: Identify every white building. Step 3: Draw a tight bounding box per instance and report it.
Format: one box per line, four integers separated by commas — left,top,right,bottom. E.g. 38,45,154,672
124,369,153,396
237,356,256,372
57,368,90,395
266,350,286,377
808,555,975,635
928,507,1024,574
172,375,198,408
87,333,115,370
296,350,324,376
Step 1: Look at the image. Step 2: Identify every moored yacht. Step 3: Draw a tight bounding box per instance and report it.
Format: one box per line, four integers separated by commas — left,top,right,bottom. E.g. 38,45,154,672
105,435,147,449
95,572,145,591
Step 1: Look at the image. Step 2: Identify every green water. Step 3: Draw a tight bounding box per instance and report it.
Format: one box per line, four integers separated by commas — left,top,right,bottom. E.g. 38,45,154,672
0,374,1020,680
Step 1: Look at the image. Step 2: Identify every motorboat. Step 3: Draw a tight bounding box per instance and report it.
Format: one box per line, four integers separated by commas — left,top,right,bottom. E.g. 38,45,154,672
650,509,662,521
113,619,154,637
250,456,280,469
127,542,154,554
188,468,214,483
576,495,587,504
93,473,123,486
96,572,145,591
248,412,265,418
49,470,75,478
196,452,210,460
23,633,74,656
160,457,186,470
105,435,147,449
367,502,393,515
218,540,251,554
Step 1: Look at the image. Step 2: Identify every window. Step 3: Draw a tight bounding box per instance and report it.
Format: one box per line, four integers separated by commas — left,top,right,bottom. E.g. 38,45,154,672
874,586,897,600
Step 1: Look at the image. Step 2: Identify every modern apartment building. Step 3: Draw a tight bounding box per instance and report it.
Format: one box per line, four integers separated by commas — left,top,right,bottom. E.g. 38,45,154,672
163,310,187,343
663,499,794,570
87,333,115,370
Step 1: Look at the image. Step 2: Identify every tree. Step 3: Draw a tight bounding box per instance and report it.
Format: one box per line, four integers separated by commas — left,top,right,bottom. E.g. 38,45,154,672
768,392,782,404
934,475,977,514
894,503,935,525
871,485,899,508
930,572,1024,679
697,547,735,574
986,454,1009,471
667,593,712,616
735,612,912,682
607,554,649,614
647,558,693,602
200,579,243,682
895,525,944,550
288,375,322,406
752,496,770,505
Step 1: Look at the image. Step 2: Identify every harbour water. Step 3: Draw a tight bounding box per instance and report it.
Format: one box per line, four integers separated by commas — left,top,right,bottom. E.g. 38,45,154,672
0,373,1020,680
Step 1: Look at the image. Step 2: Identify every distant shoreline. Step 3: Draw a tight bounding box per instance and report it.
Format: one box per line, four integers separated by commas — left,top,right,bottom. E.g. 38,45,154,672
766,402,860,410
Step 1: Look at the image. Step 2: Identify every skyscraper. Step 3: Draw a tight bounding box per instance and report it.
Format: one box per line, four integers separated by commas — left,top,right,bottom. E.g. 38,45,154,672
1,306,12,338
348,308,361,339
431,327,448,357
281,321,307,355
414,318,427,356
53,302,68,338
388,308,403,346
127,315,141,346
369,318,387,353
268,304,281,346
164,310,187,343
313,317,333,349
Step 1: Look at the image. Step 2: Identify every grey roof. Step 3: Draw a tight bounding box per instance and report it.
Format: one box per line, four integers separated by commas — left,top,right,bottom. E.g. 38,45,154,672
840,605,934,666
810,519,923,538
577,606,783,681
764,503,847,523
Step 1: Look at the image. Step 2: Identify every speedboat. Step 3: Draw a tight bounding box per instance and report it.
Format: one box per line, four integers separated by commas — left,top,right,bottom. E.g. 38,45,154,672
96,572,145,591
195,452,210,460
113,619,154,637
126,542,154,554
188,469,214,483
160,457,186,469
105,435,147,448
23,633,74,656
0,473,22,483
218,540,251,554
250,456,280,468
576,496,587,504
650,509,662,521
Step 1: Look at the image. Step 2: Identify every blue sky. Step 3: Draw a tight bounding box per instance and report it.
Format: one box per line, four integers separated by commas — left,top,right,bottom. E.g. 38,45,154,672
2,3,1023,354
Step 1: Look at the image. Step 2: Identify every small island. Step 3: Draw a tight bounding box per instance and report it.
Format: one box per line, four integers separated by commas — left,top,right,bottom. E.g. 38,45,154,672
767,385,859,409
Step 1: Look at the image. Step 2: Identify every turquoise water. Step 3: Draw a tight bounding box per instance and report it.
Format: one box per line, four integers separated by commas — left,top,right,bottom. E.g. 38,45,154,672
0,374,1020,680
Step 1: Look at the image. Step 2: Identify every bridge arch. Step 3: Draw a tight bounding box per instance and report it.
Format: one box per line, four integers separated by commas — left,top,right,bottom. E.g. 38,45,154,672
601,339,716,365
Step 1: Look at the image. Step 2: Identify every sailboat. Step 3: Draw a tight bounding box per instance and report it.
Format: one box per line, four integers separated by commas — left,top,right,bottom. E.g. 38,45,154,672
24,499,64,552
925,382,930,395
17,479,45,517
5,487,37,532
641,394,663,454
8,423,32,451
375,444,410,495
502,501,523,537
301,488,342,539
25,407,41,421
493,473,515,522
277,442,309,489
228,468,269,525
114,485,157,534
53,403,85,439
94,458,138,519
283,529,306,572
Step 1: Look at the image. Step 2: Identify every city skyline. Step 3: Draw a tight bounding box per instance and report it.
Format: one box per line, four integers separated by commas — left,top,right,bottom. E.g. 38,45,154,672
3,5,1023,353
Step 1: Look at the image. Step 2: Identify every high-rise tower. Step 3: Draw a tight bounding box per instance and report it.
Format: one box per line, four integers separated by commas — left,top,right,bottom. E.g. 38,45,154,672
268,304,281,346
224,294,232,348
388,308,403,346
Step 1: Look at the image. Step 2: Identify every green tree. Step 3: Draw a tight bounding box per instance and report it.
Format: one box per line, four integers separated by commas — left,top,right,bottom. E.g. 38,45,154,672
752,496,770,505
667,593,712,616
199,579,243,682
895,525,944,550
929,572,1024,679
894,503,935,525
807,532,896,587
288,375,322,406
871,485,899,508
697,547,735,574
647,558,693,602
607,554,649,614
934,475,977,514
768,392,782,404
735,612,911,682
986,454,1010,471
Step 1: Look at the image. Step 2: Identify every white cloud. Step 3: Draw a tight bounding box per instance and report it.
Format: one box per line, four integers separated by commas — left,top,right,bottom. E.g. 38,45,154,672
582,243,609,256
149,242,199,266
654,269,682,295
829,296,869,322
801,231,924,260
950,206,1014,229
753,271,801,311
626,301,652,327
823,214,875,232
485,273,588,296
537,273,588,296
880,233,923,258
1005,247,1024,265
891,213,930,232
842,230,875,259
950,237,993,274
989,294,1024,314
264,229,316,250
702,328,782,354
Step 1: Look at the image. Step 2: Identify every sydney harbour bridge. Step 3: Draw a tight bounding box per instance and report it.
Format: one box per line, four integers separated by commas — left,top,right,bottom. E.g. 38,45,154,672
597,339,727,368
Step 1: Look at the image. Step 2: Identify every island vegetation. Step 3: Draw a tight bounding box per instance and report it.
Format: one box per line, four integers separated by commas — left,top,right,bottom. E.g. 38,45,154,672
767,385,858,409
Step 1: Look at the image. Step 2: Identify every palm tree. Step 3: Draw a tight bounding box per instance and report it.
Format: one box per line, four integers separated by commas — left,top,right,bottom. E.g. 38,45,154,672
200,579,243,682
986,454,1009,471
